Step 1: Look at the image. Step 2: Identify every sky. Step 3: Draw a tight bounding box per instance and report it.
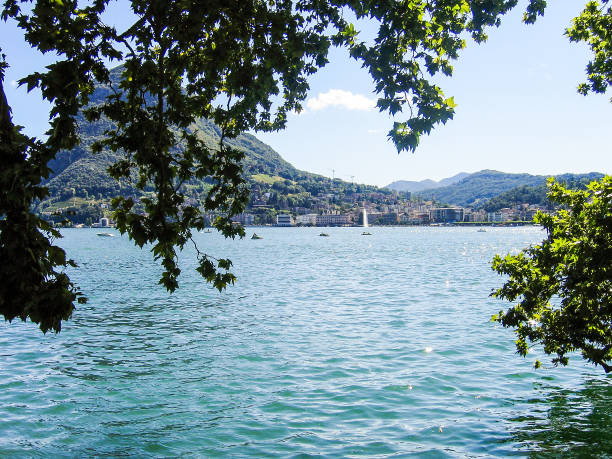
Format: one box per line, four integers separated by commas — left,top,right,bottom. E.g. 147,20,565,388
1,1,610,187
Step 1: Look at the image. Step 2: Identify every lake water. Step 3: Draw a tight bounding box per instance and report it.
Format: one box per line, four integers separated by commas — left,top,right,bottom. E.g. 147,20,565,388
1,226,611,457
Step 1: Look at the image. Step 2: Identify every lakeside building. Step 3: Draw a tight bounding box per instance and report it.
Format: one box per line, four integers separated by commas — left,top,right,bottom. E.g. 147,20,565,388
487,211,504,222
429,207,464,223
379,212,399,225
316,214,351,226
295,214,317,226
91,217,113,228
362,211,382,225
232,213,255,225
276,214,293,226
523,208,540,221
464,209,487,222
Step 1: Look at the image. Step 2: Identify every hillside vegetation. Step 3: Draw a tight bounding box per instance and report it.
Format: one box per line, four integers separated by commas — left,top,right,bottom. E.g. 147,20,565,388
480,173,606,212
417,170,604,207
38,67,396,224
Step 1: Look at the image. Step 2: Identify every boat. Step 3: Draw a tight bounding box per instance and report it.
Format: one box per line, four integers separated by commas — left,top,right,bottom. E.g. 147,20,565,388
200,229,212,233
477,229,487,232
97,232,114,237
361,231,372,235
251,233,263,239
319,233,330,237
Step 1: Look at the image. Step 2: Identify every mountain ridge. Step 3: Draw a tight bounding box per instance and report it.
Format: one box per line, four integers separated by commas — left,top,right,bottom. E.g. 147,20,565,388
412,169,605,206
386,172,469,192
38,66,399,225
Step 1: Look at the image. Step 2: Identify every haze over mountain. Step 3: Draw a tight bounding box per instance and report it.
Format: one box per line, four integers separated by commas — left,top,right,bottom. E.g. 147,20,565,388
386,172,469,193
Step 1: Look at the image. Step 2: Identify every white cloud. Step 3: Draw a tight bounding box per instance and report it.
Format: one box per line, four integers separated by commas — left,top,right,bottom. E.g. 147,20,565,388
306,89,375,112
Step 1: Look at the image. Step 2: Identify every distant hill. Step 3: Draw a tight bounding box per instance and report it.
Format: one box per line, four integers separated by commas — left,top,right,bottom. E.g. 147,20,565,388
416,170,605,207
480,173,606,212
386,172,469,193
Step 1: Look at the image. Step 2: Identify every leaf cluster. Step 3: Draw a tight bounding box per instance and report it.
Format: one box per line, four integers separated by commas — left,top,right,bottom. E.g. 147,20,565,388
0,58,85,333
492,176,612,372
567,1,612,99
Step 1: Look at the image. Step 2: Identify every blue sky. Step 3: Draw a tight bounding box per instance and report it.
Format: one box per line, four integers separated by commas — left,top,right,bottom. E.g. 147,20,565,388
2,1,610,187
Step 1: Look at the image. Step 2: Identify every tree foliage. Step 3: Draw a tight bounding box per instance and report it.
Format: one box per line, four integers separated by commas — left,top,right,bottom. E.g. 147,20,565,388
492,177,612,372
567,0,612,99
0,60,86,333
0,0,607,332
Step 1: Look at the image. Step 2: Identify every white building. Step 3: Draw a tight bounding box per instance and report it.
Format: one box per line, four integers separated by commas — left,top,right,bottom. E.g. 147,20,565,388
295,214,317,226
276,214,293,226
316,214,351,226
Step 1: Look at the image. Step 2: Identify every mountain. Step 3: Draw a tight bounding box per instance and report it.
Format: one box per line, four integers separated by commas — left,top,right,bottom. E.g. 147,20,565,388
480,173,606,212
44,66,306,198
438,172,471,187
416,170,605,207
386,172,469,193
39,66,397,224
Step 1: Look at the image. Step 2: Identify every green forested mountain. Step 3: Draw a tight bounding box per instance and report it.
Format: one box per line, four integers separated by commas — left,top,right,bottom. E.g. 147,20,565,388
416,170,604,207
481,184,549,212
43,68,298,197
480,173,606,212
38,67,394,223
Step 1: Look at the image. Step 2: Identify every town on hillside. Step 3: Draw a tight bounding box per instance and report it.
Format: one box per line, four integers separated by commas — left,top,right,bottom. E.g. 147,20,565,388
44,187,549,228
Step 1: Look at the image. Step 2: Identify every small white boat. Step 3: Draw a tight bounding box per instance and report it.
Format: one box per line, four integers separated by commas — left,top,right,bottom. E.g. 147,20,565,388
477,229,486,232
97,232,114,237
251,233,263,240
361,231,372,236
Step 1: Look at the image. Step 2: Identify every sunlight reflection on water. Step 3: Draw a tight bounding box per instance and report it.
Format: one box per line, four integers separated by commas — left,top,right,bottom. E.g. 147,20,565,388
0,226,610,457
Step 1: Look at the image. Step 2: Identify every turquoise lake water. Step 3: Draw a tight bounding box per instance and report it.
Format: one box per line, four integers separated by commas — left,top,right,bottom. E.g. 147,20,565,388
1,226,611,457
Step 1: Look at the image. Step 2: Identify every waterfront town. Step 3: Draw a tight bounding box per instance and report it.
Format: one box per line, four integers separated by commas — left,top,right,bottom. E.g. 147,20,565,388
232,200,547,227
40,177,554,228
73,195,548,229
44,187,550,228
201,187,550,227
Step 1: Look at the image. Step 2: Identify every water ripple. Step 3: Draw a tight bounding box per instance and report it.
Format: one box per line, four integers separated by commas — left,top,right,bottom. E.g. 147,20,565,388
1,227,610,457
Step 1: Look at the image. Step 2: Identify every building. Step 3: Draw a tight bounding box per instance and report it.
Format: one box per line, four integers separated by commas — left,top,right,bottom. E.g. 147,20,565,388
379,213,399,225
295,214,317,226
232,213,255,225
316,214,351,226
465,209,487,222
487,211,503,222
363,212,382,225
429,207,464,223
276,214,293,226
